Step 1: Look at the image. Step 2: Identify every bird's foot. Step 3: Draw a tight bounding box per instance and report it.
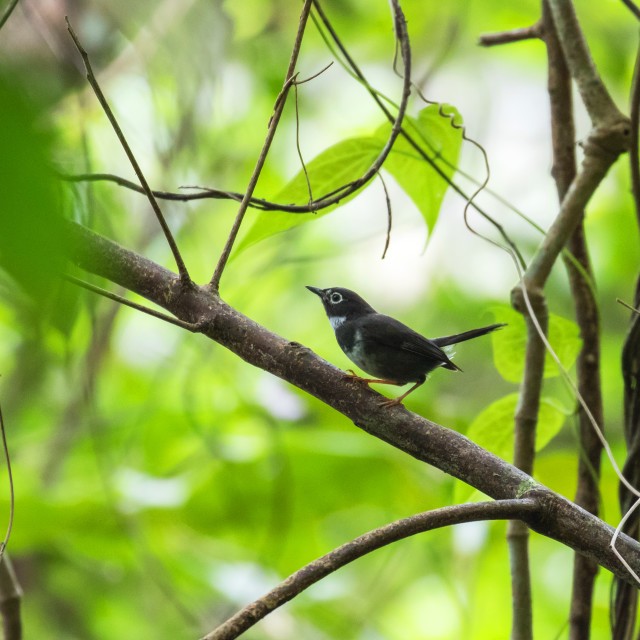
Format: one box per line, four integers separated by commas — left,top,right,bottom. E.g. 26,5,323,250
343,369,372,384
379,397,404,408
344,371,400,386
344,370,402,387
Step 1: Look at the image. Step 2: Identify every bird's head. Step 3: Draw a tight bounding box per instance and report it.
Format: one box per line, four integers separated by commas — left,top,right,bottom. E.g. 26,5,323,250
306,286,376,328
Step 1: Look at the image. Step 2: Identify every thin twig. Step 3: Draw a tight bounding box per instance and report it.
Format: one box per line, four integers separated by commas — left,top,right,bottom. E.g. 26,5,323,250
542,1,604,633
290,65,330,206
294,61,334,85
0,402,14,563
508,291,547,640
379,173,392,259
621,0,640,21
618,298,640,315
62,173,307,210
65,18,191,285
64,275,203,332
478,22,542,47
202,499,540,640
293,80,313,205
210,0,412,290
209,0,314,290
311,0,526,268
0,0,19,31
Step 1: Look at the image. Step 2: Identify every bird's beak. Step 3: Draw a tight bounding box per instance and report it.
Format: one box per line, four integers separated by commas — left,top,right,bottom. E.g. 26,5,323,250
306,285,325,299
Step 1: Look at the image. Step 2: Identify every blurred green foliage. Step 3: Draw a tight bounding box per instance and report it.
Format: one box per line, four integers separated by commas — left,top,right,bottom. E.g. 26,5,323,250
491,305,582,382
0,0,638,639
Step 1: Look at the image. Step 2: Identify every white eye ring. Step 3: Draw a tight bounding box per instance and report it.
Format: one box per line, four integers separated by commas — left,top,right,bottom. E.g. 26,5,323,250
329,292,343,304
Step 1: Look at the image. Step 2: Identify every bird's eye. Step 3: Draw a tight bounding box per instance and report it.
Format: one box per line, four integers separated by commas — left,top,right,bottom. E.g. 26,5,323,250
329,292,343,304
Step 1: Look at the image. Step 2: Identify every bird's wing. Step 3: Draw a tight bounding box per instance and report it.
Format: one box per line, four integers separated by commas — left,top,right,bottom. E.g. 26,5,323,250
356,314,454,364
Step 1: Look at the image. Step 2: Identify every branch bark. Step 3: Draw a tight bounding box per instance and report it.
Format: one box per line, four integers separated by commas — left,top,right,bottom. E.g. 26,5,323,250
508,290,547,640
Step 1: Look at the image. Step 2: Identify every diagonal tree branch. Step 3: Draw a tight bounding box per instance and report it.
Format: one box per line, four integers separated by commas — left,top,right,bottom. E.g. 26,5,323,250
64,219,640,586
65,18,191,285
209,0,314,291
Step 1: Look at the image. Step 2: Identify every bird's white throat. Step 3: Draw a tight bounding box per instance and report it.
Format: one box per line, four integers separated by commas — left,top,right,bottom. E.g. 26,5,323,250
329,315,346,330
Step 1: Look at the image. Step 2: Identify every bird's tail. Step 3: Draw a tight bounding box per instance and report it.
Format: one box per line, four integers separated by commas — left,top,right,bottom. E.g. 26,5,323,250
433,323,506,348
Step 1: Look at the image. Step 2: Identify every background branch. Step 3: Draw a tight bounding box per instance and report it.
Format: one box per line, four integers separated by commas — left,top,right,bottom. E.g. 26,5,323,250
0,557,21,640
538,3,606,637
204,500,540,640
497,2,628,635
611,37,640,640
546,0,626,125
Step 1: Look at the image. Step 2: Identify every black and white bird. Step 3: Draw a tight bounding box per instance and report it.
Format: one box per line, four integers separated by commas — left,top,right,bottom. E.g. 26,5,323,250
307,286,504,407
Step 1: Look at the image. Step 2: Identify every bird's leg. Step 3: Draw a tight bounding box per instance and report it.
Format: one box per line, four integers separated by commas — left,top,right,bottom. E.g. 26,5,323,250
343,370,403,386
379,378,426,408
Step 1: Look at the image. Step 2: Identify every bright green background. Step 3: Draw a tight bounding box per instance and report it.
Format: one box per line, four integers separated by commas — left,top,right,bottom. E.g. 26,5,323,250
0,0,638,638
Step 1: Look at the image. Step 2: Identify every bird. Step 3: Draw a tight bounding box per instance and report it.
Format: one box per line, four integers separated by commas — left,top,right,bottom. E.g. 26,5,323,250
306,286,505,407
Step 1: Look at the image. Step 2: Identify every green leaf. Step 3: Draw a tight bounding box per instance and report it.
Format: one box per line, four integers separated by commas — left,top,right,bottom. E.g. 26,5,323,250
490,305,582,383
374,104,463,232
0,74,64,299
467,393,567,460
235,103,464,256
453,393,568,502
235,136,382,254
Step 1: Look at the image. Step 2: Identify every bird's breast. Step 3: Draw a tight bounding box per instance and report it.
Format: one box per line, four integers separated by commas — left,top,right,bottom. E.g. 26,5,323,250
336,325,384,376
335,322,357,354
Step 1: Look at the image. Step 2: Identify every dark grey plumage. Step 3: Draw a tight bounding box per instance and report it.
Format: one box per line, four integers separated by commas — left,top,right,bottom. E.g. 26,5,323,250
306,286,504,406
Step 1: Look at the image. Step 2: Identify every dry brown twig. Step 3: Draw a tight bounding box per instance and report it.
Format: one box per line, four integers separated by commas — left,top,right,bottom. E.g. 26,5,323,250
65,17,191,285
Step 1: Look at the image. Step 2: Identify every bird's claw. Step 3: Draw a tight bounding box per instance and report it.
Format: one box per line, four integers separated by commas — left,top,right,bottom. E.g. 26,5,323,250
343,369,370,384
379,397,403,408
